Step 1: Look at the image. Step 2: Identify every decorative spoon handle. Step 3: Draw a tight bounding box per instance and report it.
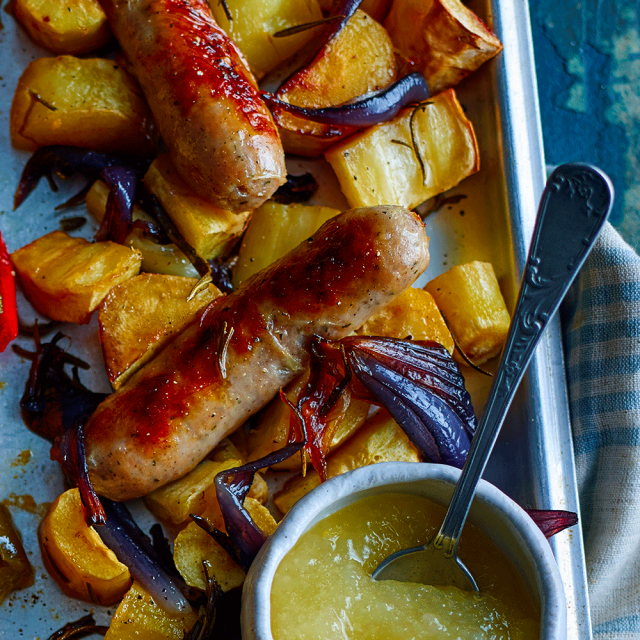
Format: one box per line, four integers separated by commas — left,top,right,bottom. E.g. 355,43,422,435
434,163,614,556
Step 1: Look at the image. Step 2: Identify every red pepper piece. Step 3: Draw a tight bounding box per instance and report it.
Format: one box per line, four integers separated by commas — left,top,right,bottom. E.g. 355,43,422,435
0,232,18,352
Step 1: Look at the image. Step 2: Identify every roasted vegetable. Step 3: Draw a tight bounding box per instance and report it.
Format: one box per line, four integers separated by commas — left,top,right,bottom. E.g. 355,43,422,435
174,494,276,593
270,9,399,156
275,409,420,513
144,459,243,525
208,0,323,80
425,261,510,365
384,0,503,93
14,145,150,211
0,231,18,352
247,370,370,470
13,0,111,54
19,332,108,524
232,201,340,286
86,179,198,278
285,335,476,479
39,489,131,605
325,88,478,209
103,581,197,640
357,286,454,353
96,499,190,615
174,519,245,592
11,230,142,324
10,56,156,155
143,154,250,260
98,273,222,389
0,504,34,605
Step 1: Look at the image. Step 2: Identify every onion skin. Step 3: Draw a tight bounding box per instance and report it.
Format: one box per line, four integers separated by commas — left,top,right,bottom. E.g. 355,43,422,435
263,73,429,128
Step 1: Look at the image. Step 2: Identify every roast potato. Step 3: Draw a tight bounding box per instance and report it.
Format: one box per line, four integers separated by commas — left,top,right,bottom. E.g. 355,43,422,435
11,230,142,324
10,56,156,155
13,0,111,54
325,88,479,210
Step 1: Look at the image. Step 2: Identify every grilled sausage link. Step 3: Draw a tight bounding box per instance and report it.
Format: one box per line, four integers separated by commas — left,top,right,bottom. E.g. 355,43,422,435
101,0,286,212
85,206,430,500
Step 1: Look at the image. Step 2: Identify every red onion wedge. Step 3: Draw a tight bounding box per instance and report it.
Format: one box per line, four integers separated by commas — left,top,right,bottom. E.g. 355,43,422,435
263,73,429,128
292,336,477,479
526,509,579,538
14,145,149,210
96,499,190,615
192,440,304,572
19,332,108,524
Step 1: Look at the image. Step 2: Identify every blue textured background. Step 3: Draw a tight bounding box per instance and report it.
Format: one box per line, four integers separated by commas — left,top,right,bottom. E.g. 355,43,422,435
530,0,640,250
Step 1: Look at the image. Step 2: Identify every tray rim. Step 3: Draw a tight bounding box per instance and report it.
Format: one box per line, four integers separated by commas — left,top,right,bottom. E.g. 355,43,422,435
490,0,592,636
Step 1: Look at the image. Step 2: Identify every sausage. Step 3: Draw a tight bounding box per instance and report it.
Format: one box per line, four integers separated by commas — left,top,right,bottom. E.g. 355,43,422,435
85,206,430,500
100,0,286,212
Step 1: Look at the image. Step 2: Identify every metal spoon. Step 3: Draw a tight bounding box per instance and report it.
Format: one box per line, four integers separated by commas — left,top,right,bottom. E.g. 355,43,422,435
372,163,614,589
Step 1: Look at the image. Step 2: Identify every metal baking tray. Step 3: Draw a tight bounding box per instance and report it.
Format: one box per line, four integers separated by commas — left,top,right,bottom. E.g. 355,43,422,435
0,0,590,636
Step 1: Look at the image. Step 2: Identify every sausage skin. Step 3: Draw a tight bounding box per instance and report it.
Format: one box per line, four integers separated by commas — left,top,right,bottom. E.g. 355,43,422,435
85,206,430,500
100,0,286,212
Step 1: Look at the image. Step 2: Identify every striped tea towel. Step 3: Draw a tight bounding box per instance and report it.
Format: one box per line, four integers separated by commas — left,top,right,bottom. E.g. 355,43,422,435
561,222,640,639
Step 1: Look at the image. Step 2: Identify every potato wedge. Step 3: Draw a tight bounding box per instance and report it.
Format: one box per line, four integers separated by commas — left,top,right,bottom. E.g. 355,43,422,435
247,371,370,471
233,201,340,286
425,261,510,365
104,581,197,640
325,88,479,210
174,520,245,592
274,10,397,157
86,179,198,278
11,230,142,324
98,273,222,389
208,0,322,81
13,0,111,55
143,153,250,260
10,56,156,155
144,458,242,525
39,489,131,605
174,497,276,592
274,410,420,514
385,0,502,93
0,505,34,605
357,286,454,353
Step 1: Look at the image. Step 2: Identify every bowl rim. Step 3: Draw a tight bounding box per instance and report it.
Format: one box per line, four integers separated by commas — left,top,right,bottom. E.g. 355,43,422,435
242,461,567,640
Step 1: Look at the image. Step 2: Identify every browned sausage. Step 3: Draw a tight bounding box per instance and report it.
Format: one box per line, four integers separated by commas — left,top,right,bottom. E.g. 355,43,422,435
100,0,286,212
85,206,430,500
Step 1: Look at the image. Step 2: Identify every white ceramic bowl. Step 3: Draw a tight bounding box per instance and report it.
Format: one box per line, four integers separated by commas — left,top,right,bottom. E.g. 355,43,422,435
242,461,566,640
